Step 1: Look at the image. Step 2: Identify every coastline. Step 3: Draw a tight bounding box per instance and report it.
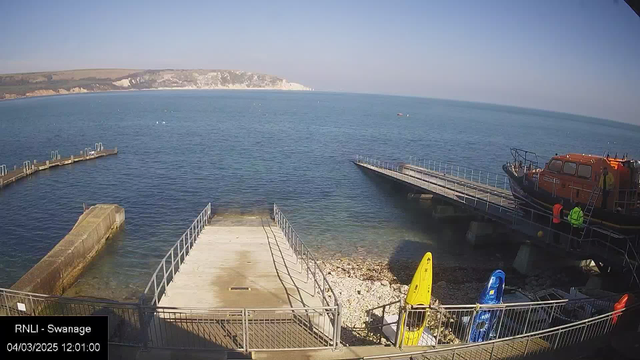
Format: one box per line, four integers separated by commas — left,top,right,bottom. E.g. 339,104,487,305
0,86,314,102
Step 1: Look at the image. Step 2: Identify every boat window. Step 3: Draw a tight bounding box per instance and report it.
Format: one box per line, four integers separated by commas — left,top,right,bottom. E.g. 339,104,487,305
563,162,577,175
577,164,592,179
548,160,563,172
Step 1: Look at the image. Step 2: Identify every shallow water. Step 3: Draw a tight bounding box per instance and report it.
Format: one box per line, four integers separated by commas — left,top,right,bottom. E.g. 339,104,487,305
1,90,638,299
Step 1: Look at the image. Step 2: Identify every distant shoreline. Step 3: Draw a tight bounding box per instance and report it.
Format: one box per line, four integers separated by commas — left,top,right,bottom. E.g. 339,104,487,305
0,68,312,102
0,86,314,102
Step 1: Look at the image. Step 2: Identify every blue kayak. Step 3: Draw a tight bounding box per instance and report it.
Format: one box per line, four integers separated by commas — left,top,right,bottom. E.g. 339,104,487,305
468,269,506,343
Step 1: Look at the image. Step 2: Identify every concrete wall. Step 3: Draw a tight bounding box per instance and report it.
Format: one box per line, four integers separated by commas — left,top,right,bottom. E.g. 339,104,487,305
11,204,125,295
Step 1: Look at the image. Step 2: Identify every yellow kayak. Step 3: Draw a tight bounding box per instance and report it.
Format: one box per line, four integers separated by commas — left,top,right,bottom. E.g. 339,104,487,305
399,252,433,346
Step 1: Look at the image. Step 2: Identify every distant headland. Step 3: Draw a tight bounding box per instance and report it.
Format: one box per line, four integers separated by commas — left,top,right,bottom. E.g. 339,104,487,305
0,69,312,100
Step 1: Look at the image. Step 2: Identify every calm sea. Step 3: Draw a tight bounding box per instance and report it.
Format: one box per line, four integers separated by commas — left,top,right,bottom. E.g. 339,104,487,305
1,90,639,300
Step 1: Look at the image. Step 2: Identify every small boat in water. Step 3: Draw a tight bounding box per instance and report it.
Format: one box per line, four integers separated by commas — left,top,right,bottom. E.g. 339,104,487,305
503,148,640,232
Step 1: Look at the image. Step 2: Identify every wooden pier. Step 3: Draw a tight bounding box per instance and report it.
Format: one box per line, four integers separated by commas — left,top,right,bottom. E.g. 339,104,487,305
0,145,117,190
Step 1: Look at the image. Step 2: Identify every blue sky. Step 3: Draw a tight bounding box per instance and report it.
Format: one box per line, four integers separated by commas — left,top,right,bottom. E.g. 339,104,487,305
1,0,639,124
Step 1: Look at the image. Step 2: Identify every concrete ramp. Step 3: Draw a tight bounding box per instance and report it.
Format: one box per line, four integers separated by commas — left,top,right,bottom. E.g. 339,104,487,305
143,205,340,351
158,216,321,309
10,204,125,295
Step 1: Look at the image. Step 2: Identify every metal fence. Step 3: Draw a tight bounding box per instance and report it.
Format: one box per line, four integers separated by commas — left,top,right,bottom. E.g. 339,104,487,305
0,286,340,351
366,295,621,350
273,203,342,347
408,156,512,191
143,306,337,351
143,203,212,306
363,303,639,360
0,287,144,345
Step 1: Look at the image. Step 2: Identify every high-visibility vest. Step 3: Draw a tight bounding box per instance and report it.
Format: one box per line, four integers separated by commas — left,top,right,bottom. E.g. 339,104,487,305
569,207,583,227
599,172,614,190
552,204,563,224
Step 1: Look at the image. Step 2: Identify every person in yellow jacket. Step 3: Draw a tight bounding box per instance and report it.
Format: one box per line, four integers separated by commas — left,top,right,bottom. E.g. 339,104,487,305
568,204,584,250
599,167,614,210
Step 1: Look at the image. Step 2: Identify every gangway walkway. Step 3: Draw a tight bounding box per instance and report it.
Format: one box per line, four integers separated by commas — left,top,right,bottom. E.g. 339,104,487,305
0,143,116,189
355,155,640,288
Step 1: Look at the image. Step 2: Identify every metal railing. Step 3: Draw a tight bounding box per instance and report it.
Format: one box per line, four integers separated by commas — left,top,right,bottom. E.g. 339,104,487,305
273,203,342,347
143,203,212,306
0,287,339,351
398,297,620,349
407,156,512,191
365,294,621,350
136,203,341,351
0,287,144,345
614,188,640,214
355,155,640,288
363,303,638,359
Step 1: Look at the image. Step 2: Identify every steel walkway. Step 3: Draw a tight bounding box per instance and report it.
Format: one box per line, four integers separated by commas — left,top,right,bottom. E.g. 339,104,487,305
0,143,117,189
354,156,640,288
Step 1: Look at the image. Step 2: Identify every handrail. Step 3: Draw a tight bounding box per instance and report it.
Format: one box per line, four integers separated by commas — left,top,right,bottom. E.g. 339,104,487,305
142,203,212,305
273,203,342,349
363,303,638,359
407,156,512,191
0,287,140,306
273,204,339,308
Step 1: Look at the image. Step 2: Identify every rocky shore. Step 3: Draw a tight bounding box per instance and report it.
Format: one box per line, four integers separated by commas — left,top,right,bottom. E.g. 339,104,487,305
320,256,591,346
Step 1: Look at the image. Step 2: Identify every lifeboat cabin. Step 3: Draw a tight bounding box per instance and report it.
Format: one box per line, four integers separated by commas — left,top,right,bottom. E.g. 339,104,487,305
505,152,640,231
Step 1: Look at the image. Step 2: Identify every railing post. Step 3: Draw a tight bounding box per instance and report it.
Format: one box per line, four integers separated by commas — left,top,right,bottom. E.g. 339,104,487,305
434,310,442,347
553,329,561,349
171,250,175,278
153,276,158,305
523,337,531,356
467,305,479,342
394,305,404,348
243,309,249,352
162,261,168,295
333,303,341,349
137,296,148,349
580,321,588,341
494,308,505,338
522,306,533,334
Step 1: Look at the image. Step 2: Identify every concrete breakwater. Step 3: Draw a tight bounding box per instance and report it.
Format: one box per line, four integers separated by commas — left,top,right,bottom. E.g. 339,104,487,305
0,145,117,189
10,204,125,296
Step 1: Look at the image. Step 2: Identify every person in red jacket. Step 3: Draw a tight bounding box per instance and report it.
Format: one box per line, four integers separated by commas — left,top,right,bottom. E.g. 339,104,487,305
552,199,564,245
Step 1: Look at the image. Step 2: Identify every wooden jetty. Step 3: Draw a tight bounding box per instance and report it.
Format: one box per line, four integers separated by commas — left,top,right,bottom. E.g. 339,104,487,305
0,143,117,189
